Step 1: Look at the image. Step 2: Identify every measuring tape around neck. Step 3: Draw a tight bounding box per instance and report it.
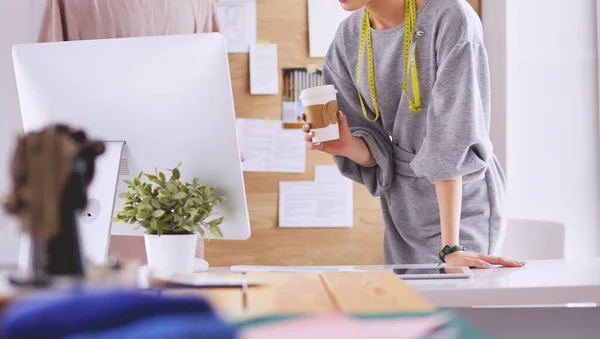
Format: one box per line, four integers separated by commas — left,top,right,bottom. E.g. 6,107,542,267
356,0,422,123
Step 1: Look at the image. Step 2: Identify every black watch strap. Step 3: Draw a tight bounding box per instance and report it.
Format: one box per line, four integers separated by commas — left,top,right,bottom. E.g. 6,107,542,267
438,244,466,264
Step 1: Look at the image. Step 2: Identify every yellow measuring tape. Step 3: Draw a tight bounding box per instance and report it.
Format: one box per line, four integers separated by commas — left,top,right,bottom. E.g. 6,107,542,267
356,0,422,122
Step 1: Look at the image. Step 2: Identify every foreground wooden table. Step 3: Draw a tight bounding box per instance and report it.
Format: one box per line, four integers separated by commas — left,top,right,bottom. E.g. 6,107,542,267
1,270,435,316
165,271,436,315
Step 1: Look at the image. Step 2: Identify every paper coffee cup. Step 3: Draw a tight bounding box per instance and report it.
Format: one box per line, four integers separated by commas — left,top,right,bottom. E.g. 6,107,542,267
300,85,340,143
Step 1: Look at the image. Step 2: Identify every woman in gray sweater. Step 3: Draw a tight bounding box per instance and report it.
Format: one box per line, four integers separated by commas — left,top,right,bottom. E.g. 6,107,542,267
303,0,524,268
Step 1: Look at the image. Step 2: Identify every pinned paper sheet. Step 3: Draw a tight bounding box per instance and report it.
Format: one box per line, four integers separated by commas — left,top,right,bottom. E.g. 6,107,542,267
307,0,352,57
279,165,353,228
216,0,257,53
236,118,306,173
249,43,279,95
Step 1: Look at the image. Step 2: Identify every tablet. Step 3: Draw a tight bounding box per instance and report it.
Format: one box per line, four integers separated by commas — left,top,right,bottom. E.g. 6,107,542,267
392,267,472,279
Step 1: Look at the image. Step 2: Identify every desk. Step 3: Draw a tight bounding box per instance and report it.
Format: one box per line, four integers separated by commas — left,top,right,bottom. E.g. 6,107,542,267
0,271,435,316
164,272,436,315
405,259,600,307
223,259,600,308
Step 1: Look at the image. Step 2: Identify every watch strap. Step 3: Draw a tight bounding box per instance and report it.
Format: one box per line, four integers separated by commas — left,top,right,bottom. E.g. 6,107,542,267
438,244,466,264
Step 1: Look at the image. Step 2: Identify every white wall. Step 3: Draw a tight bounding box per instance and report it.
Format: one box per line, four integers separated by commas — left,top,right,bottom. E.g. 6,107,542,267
495,0,600,258
483,0,508,171
0,0,42,265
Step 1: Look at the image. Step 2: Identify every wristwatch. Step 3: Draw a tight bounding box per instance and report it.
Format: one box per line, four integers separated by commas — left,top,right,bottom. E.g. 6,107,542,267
438,244,466,264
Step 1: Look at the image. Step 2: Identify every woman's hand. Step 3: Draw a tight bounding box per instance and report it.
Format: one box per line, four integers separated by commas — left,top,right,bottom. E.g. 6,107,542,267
302,111,376,166
302,110,353,156
444,251,525,269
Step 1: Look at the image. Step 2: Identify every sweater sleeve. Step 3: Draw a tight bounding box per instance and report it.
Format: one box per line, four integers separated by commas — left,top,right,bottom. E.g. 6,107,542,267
37,0,65,43
323,31,395,197
410,41,493,183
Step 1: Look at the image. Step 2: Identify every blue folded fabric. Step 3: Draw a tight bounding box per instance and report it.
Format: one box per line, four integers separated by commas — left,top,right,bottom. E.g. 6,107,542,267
1,289,236,339
63,313,237,339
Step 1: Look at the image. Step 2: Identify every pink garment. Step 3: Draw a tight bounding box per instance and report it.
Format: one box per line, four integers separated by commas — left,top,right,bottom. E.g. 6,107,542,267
38,0,220,43
241,313,454,339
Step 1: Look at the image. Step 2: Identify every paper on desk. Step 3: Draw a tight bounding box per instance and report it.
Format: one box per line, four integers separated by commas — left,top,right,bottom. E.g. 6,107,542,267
249,43,279,95
236,118,305,173
307,0,352,58
279,165,353,227
215,0,257,53
230,265,364,273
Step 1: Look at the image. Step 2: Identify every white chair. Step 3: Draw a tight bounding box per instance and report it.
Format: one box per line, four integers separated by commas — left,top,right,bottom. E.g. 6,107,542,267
500,219,566,260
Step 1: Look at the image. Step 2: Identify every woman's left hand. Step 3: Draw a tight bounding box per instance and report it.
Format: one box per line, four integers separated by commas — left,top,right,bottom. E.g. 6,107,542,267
444,251,525,269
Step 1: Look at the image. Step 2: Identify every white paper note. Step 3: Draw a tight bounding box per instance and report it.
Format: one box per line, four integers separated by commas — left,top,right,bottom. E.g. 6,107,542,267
279,165,353,227
216,0,257,53
249,43,279,95
307,0,352,58
237,118,305,173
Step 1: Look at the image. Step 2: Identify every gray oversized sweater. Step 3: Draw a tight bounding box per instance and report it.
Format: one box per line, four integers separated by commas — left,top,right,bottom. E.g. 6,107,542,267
323,0,507,264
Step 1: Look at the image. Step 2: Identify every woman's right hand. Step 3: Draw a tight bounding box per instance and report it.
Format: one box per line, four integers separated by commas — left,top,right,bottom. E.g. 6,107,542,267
302,110,353,156
302,110,376,166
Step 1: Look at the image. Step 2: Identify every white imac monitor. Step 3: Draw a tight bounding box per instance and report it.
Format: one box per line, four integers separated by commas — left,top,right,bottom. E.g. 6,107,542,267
12,33,251,266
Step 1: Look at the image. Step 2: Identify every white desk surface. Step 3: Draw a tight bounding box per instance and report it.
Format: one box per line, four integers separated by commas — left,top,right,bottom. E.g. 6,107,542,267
405,258,600,307
225,259,600,307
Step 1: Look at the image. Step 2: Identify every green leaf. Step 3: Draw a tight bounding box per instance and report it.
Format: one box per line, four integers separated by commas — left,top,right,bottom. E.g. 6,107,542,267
166,182,179,193
148,177,164,188
136,209,152,219
216,196,226,205
172,192,187,200
193,177,201,188
133,176,140,186
118,192,128,199
158,189,172,197
158,171,166,183
124,209,137,217
152,210,166,218
176,161,182,169
209,216,225,227
124,180,134,186
150,199,161,209
172,167,180,180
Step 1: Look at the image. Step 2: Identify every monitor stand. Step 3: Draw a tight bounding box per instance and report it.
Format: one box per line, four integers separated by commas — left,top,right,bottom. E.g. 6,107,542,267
78,141,125,266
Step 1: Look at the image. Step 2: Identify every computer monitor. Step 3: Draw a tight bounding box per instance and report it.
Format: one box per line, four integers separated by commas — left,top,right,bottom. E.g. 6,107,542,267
11,33,251,266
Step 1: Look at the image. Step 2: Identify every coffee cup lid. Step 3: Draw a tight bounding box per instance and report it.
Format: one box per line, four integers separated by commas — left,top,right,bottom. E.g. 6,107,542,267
299,85,338,101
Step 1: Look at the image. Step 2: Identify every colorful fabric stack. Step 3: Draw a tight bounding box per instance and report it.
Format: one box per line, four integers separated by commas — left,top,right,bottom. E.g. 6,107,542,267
1,289,236,339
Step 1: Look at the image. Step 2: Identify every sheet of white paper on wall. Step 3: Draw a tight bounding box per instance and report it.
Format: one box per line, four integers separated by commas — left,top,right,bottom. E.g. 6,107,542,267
216,0,257,53
279,165,354,228
249,43,279,95
307,0,352,58
236,118,306,173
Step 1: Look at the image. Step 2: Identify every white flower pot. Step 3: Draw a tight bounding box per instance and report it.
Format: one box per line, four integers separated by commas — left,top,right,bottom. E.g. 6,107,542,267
144,233,198,275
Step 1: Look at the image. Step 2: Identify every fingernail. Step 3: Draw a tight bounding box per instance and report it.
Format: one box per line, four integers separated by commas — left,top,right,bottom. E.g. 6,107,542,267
339,110,344,116
308,131,314,137
303,124,309,129
313,142,321,146
482,262,493,269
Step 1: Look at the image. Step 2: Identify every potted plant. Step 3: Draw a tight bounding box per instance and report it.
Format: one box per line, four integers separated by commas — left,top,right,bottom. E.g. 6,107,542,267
112,162,225,275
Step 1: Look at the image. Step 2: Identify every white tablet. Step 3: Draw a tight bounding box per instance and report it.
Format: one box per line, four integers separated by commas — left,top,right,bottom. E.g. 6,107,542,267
392,267,472,279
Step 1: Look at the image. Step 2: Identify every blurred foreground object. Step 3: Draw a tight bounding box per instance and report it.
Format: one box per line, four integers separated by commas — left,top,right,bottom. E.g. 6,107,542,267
1,289,235,339
3,124,105,286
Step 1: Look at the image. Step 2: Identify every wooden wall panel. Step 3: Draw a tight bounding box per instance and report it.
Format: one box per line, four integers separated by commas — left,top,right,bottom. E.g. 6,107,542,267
204,0,482,267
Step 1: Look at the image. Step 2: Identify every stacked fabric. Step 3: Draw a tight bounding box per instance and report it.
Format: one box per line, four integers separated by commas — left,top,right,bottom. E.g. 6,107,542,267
1,289,487,339
1,289,236,339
